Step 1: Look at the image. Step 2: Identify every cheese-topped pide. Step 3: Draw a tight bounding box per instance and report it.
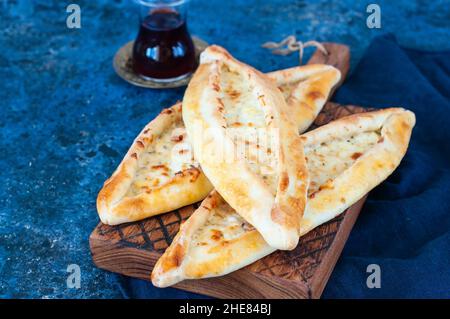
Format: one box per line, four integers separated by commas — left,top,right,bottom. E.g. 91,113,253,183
97,58,341,225
267,64,341,133
97,103,212,225
152,108,416,287
151,191,273,287
183,45,310,250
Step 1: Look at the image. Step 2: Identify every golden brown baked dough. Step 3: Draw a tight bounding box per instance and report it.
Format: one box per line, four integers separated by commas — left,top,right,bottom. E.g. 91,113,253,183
152,108,416,287
97,103,213,225
97,55,341,226
183,45,309,250
266,64,341,132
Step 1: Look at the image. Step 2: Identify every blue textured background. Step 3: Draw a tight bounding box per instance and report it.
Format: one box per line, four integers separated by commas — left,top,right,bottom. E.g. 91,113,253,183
0,0,449,298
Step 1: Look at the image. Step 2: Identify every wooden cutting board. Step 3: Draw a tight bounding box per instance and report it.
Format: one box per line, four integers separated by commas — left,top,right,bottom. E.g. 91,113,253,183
90,43,368,299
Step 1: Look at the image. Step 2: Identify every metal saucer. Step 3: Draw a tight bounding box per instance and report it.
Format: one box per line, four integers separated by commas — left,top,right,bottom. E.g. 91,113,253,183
113,36,208,89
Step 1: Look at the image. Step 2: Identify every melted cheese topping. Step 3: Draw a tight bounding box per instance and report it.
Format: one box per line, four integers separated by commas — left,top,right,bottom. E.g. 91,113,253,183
186,129,382,259
305,130,380,194
219,65,279,193
190,200,254,260
127,119,198,196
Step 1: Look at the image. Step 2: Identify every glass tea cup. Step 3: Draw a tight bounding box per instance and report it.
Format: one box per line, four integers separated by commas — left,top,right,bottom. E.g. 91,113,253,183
132,0,197,82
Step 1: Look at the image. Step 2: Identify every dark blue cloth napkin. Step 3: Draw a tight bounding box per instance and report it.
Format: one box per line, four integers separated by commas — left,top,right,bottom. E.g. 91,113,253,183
121,34,450,299
323,34,450,299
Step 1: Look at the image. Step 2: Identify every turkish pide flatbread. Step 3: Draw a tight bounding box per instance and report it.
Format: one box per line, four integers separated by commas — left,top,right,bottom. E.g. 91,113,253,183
97,51,340,226
97,103,213,225
183,45,309,250
152,107,415,287
266,64,341,132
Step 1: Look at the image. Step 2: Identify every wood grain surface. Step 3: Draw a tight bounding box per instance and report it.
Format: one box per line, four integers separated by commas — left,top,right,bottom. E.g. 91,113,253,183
90,43,368,299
